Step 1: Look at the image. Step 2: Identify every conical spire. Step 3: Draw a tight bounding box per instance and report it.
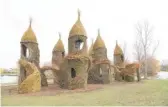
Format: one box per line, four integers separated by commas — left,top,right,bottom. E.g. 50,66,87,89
93,29,106,50
59,32,61,39
114,40,123,55
98,29,100,36
21,17,37,43
29,17,32,27
77,9,80,21
53,32,65,52
69,9,86,37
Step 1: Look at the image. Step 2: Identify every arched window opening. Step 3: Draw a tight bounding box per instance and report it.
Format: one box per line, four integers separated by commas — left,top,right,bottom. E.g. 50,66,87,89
22,45,29,58
71,68,76,78
75,39,84,51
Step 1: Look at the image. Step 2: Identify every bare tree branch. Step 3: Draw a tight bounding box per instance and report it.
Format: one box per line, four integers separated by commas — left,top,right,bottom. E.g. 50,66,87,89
151,40,159,57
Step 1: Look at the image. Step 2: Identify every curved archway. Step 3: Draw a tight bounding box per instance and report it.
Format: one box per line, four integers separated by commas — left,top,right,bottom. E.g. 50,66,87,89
40,65,60,87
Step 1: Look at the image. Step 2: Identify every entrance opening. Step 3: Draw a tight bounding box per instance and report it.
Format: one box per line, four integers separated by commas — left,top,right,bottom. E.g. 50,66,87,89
75,39,84,51
22,44,29,58
71,68,76,78
121,55,124,62
44,70,54,84
62,52,65,57
100,68,102,77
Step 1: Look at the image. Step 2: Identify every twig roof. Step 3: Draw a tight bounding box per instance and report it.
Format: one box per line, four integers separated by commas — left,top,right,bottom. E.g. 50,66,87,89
21,18,37,43
69,9,86,37
53,33,65,52
93,29,106,50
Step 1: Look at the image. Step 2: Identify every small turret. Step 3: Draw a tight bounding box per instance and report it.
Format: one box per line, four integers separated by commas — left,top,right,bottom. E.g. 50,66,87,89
114,40,123,55
52,33,65,66
53,33,65,52
92,29,107,60
113,40,124,67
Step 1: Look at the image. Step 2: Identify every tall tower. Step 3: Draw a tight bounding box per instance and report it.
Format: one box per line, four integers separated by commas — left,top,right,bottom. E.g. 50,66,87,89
52,33,65,66
113,41,124,67
68,9,87,55
92,29,107,60
88,29,112,84
62,9,90,89
19,18,40,84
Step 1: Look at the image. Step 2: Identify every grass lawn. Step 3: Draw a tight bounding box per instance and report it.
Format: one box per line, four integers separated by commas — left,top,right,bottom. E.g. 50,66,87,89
1,80,168,106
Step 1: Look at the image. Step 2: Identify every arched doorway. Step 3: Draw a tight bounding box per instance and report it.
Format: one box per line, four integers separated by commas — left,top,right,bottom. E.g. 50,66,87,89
44,70,54,84
40,66,59,86
71,68,76,78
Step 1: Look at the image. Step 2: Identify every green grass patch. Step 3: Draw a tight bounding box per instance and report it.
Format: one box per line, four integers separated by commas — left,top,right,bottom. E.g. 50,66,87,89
2,80,168,106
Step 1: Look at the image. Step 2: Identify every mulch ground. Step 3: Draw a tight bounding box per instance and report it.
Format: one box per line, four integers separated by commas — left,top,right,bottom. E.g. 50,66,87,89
1,81,144,96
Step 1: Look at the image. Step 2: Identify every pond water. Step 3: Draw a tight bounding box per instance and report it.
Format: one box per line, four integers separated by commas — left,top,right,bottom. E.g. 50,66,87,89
156,71,168,79
1,71,168,85
0,75,18,84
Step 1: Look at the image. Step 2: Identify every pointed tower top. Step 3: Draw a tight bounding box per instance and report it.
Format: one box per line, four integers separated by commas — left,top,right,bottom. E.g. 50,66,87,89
69,9,86,37
93,29,106,50
114,40,123,55
29,17,32,27
58,32,61,39
21,17,37,43
98,28,100,36
53,33,65,52
116,40,118,44
77,9,81,20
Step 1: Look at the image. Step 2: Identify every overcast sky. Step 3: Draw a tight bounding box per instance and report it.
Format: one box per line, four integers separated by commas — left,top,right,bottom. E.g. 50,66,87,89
0,0,168,68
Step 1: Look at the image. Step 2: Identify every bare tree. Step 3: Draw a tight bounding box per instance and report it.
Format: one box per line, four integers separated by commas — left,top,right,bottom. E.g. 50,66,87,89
134,37,144,78
134,20,156,79
134,40,144,62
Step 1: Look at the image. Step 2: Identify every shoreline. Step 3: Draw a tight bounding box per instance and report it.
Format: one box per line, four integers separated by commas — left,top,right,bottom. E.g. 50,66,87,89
1,72,168,87
1,83,18,86
1,79,54,86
